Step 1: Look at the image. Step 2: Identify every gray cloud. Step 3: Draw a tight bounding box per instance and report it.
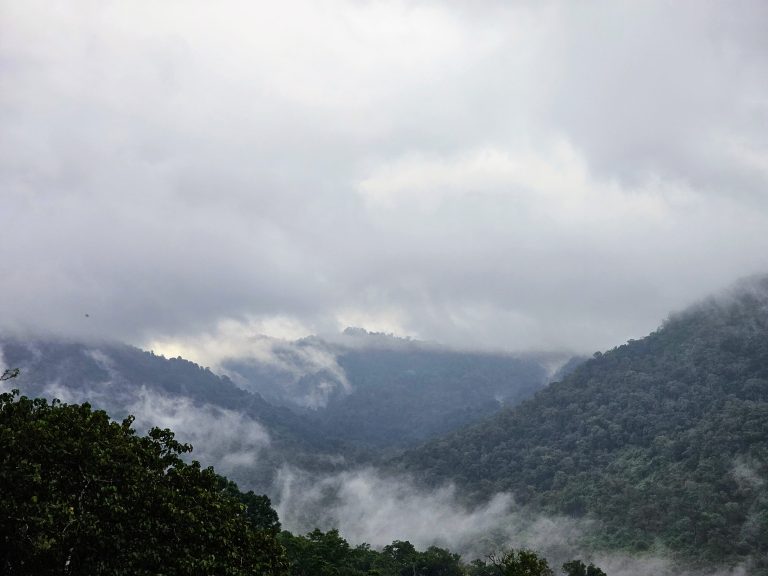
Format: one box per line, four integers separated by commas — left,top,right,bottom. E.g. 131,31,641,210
2,0,768,360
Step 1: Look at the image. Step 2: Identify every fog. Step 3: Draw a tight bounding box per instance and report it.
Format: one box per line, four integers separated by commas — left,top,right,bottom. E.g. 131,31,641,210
20,377,272,476
274,466,754,576
219,335,352,409
126,387,271,473
275,466,585,561
1,352,758,575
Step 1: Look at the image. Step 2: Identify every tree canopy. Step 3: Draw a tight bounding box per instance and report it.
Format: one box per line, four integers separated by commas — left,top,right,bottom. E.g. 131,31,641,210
278,530,595,576
398,279,768,571
0,389,287,575
0,385,606,575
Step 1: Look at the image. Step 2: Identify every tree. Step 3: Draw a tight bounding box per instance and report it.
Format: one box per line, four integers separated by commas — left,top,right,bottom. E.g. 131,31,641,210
562,560,607,576
487,549,554,576
417,546,463,576
0,389,287,575
279,528,357,576
375,540,419,576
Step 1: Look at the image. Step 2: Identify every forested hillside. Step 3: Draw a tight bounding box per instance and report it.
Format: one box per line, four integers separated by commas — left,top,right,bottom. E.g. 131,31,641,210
0,388,287,575
0,339,349,489
0,335,567,488
0,338,310,439
6,278,768,572
223,330,562,449
0,386,602,576
398,277,768,572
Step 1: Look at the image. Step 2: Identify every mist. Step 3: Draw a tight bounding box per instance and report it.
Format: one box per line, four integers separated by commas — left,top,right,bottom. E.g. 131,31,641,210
1,340,759,575
219,335,352,410
274,466,754,576
10,375,272,476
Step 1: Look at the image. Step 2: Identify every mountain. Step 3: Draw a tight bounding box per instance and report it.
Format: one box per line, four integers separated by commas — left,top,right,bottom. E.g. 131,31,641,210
396,276,768,572
0,338,347,490
0,333,573,489
222,329,567,449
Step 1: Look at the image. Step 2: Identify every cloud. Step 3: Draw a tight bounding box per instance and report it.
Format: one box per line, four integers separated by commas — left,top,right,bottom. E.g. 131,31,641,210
145,317,317,369
33,378,270,474
126,387,270,473
274,465,753,575
274,466,586,561
223,336,353,410
2,0,768,361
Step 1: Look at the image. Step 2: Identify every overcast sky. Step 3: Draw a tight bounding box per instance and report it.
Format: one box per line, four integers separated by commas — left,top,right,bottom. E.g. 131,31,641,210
2,0,767,362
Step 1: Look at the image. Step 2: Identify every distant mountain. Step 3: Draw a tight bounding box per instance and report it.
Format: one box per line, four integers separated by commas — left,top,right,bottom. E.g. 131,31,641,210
222,329,570,450
0,333,576,491
0,338,345,491
396,276,768,572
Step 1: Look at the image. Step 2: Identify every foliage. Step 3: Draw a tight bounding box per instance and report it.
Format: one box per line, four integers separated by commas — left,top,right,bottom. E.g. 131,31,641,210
0,389,287,575
561,560,606,576
465,549,556,576
279,530,470,576
0,337,347,490
279,529,597,576
224,338,557,450
489,549,553,576
279,529,362,576
399,278,768,572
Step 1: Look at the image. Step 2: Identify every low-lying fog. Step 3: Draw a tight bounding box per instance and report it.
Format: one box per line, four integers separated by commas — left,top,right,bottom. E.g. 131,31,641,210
2,372,753,576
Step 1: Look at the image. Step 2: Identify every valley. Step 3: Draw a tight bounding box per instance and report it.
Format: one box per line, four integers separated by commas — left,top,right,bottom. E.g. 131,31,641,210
3,277,768,575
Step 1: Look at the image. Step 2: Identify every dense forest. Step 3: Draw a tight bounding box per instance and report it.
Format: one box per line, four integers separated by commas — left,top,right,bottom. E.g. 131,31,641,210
0,385,602,575
0,334,562,487
0,338,346,490
0,334,561,451
3,278,768,574
223,330,561,449
397,278,768,572
0,386,286,575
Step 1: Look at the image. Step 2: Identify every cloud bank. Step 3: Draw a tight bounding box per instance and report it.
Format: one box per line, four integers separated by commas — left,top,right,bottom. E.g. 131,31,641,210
2,0,768,361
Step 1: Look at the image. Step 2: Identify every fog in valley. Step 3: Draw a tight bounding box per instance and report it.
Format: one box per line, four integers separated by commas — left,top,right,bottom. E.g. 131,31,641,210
2,1,768,574
2,339,762,575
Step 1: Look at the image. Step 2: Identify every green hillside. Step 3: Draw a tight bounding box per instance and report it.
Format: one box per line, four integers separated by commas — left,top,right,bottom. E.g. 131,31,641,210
322,346,551,448
0,385,601,576
223,331,561,450
397,277,768,571
0,339,355,490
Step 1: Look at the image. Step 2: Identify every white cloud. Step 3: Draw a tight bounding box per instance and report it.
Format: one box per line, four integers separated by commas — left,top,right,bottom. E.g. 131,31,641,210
275,466,753,575
146,315,315,368
357,142,674,223
127,387,270,473
275,466,585,560
32,379,271,474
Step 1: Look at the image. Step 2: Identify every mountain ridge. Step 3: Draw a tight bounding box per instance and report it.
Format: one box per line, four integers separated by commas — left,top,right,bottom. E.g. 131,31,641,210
395,275,768,571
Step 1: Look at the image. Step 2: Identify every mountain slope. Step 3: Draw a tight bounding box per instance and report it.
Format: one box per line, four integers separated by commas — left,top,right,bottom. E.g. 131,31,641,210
0,338,349,490
0,334,569,490
322,346,550,448
223,330,564,450
397,277,768,571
